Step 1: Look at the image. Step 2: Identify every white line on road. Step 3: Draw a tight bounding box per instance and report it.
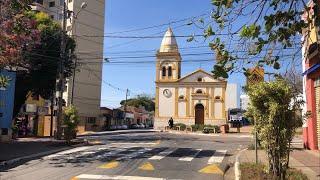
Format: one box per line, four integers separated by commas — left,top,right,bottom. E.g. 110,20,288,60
208,150,227,164
148,148,176,160
80,151,95,155
178,149,202,162
44,146,91,159
110,142,157,145
75,174,165,180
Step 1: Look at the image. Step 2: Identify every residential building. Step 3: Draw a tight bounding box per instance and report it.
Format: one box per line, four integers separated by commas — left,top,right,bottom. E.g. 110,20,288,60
225,83,238,110
31,0,105,131
154,28,228,129
302,0,320,150
240,94,250,111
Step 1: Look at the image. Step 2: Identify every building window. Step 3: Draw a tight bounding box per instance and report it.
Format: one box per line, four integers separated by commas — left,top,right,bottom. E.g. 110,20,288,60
168,66,172,77
215,96,221,100
60,0,64,6
50,15,55,19
49,1,55,7
162,67,166,77
315,77,320,87
87,117,96,124
196,89,203,94
33,0,44,5
179,95,185,100
197,77,202,82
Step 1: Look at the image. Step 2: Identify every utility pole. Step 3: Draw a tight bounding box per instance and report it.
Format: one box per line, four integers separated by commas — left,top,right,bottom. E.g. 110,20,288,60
50,90,54,137
123,89,129,126
255,118,258,164
56,1,67,139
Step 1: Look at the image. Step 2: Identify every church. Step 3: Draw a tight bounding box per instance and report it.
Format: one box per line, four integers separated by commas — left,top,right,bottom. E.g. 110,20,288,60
154,28,228,129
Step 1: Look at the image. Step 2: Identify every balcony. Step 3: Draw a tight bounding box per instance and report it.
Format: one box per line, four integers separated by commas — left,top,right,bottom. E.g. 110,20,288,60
31,0,46,12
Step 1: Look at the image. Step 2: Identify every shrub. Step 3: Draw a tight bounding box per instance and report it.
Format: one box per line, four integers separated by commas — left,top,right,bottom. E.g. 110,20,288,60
63,105,79,144
191,124,205,132
173,123,186,131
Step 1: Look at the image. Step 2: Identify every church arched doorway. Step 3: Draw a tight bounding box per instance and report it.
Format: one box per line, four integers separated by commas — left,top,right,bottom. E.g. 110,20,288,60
195,104,204,125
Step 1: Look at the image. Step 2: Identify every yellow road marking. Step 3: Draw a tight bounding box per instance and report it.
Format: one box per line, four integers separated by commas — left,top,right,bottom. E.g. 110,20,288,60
70,177,78,180
198,164,224,174
138,162,155,171
98,160,119,169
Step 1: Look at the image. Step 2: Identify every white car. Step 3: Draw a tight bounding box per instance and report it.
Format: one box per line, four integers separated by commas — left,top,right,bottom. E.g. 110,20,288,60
138,123,145,128
121,125,128,129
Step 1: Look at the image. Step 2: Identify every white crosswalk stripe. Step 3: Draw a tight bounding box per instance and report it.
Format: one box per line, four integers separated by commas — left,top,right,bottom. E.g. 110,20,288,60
75,174,165,180
208,150,227,164
117,148,152,160
44,145,228,165
178,149,202,162
148,148,176,160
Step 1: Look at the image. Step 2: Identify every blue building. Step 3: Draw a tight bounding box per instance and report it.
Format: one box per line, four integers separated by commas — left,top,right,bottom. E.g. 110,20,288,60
0,70,16,141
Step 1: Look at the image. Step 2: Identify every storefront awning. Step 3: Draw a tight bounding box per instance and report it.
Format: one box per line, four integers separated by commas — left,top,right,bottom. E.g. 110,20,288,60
302,64,320,76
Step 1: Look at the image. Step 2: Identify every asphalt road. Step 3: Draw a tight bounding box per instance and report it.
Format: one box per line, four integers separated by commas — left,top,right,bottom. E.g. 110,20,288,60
0,131,252,180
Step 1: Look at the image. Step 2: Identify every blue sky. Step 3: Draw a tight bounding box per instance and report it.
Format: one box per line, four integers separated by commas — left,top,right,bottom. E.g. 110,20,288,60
100,0,246,108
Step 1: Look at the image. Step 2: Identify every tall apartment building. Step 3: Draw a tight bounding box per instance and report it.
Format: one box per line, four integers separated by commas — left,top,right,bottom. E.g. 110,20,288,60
31,0,105,132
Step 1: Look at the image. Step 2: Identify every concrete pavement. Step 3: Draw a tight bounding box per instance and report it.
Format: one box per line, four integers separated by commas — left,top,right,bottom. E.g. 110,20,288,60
0,131,252,180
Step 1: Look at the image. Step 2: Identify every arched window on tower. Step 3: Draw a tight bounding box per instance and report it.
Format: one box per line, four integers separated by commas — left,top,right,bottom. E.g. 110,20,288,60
168,66,172,77
162,66,166,77
196,89,203,94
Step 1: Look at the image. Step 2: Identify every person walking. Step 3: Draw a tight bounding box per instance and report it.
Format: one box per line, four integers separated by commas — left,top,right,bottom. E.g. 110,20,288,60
168,117,174,129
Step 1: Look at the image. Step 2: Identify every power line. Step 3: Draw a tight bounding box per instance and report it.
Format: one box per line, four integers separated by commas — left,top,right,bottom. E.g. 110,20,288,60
103,12,210,35
77,54,301,64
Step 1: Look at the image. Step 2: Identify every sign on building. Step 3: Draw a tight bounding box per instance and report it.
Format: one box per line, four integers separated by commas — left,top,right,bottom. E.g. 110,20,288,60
0,70,16,135
26,104,37,113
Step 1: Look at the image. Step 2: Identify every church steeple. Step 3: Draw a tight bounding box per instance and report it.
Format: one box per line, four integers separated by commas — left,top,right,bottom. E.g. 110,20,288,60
159,27,179,53
156,28,181,82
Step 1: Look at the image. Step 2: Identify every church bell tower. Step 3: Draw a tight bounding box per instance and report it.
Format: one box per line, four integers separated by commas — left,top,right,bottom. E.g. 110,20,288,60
156,27,181,82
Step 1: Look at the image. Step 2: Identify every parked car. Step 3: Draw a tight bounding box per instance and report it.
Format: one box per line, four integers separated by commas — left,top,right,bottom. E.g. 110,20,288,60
138,123,145,128
121,125,128,129
130,124,139,129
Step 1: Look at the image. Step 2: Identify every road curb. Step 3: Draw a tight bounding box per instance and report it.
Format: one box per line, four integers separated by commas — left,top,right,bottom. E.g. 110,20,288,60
78,129,160,137
164,130,252,138
0,142,88,168
235,148,248,180
221,162,231,175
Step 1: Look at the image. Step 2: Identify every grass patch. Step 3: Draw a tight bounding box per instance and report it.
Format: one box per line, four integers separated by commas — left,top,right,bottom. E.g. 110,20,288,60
247,143,264,150
240,162,308,180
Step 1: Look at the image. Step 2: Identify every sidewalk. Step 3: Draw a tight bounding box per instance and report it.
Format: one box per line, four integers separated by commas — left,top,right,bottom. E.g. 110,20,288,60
0,137,84,168
238,149,320,179
78,128,159,137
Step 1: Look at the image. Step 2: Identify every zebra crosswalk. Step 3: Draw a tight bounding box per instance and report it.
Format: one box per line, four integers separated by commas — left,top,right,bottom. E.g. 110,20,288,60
45,145,227,165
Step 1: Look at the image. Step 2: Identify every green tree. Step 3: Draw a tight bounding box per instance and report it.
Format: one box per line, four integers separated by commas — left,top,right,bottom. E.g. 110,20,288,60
13,12,75,117
0,0,40,67
120,95,155,112
188,0,320,78
63,105,79,144
245,78,303,179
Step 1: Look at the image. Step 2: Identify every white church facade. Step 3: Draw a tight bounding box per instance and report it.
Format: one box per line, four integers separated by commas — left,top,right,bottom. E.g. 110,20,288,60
154,28,229,129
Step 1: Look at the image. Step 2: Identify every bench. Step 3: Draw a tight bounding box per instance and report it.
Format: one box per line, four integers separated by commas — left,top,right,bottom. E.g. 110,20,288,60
185,126,193,132
203,127,216,134
175,125,181,131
